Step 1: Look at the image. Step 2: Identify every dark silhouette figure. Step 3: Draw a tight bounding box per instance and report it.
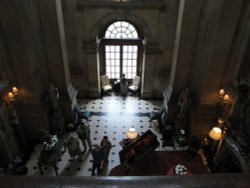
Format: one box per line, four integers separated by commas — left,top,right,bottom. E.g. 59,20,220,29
100,136,112,166
91,145,104,176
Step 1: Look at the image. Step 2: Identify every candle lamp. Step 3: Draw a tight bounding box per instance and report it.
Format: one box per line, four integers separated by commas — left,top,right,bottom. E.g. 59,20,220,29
12,87,19,96
8,92,15,102
218,118,224,125
218,89,225,98
223,94,230,103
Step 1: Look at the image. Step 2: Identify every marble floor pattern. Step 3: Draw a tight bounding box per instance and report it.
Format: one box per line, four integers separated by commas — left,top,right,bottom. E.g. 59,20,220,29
25,93,174,176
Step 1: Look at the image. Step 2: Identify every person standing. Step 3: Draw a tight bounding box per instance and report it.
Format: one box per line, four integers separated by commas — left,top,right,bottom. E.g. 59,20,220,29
120,74,128,96
100,136,112,166
91,144,104,176
64,134,81,161
76,120,92,153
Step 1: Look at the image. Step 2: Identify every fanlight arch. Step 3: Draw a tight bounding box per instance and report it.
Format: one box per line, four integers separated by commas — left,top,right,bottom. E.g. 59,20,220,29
104,21,138,39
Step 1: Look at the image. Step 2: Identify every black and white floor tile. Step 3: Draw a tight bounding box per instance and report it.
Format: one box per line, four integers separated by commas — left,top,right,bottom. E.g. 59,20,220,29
25,93,175,176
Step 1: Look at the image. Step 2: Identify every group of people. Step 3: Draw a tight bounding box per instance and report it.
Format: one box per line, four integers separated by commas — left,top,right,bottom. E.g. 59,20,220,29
47,83,112,175
64,119,112,176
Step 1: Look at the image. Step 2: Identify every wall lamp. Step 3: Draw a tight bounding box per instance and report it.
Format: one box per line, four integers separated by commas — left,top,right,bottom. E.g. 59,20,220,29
12,87,19,96
218,88,231,105
6,86,19,103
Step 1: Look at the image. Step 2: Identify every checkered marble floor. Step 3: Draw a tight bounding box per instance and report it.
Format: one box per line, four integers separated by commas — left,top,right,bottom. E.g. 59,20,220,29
25,93,175,177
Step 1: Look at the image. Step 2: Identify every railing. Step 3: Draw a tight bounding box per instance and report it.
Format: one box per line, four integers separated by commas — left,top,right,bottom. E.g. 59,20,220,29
0,174,250,187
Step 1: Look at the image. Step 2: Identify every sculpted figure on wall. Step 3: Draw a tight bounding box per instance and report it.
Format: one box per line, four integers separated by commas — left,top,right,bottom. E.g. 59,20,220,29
178,87,192,118
47,83,60,113
229,76,250,154
228,82,249,135
47,83,64,134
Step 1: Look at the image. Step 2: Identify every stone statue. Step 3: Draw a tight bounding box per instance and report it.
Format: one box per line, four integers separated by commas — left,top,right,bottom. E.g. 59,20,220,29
178,88,192,118
229,77,250,155
9,106,20,125
48,83,60,113
228,82,249,135
47,83,64,134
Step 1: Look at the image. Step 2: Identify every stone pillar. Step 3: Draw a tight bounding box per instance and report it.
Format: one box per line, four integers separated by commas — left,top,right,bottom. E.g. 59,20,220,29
62,0,88,98
169,0,246,136
189,0,245,136
169,0,202,94
39,0,77,122
141,43,158,99
84,42,100,98
222,1,250,87
197,0,244,105
0,0,51,140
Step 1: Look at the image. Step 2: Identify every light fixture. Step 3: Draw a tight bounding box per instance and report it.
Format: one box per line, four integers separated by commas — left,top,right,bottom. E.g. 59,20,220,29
12,86,19,96
209,127,222,140
223,94,230,104
218,118,224,125
223,94,229,100
218,89,225,98
126,128,138,140
8,92,15,102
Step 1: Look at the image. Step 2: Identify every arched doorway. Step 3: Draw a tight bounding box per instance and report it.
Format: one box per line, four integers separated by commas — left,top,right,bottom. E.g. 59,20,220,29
100,21,143,81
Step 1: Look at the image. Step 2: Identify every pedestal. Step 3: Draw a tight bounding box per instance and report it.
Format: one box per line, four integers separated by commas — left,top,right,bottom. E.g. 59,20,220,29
50,112,65,134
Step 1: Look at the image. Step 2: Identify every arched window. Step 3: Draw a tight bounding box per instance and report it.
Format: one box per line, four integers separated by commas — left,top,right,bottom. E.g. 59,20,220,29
103,21,141,79
105,21,138,39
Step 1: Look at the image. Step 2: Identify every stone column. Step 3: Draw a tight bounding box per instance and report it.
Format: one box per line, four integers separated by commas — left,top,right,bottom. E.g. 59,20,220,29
141,43,158,99
169,0,202,94
0,0,52,139
169,0,246,136
84,42,100,98
222,1,250,87
39,0,77,122
189,0,245,136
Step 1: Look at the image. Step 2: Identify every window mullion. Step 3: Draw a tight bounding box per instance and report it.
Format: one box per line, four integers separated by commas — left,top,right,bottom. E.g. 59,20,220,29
120,45,123,78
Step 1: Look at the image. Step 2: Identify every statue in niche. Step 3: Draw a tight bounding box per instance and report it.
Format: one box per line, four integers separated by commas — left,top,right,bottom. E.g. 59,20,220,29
228,81,249,136
178,87,192,118
229,76,250,155
8,105,20,126
237,93,250,148
9,105,28,153
47,83,64,134
47,83,60,113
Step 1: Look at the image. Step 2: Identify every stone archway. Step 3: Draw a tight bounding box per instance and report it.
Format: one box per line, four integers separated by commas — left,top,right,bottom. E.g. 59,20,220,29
88,11,154,97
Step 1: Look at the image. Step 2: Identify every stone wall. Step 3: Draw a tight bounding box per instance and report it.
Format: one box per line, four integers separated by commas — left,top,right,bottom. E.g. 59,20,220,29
62,0,179,98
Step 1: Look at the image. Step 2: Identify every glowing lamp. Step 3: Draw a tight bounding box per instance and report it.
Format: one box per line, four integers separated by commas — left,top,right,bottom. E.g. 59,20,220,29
218,89,225,97
8,92,14,102
126,128,138,140
12,87,19,96
223,94,229,103
209,127,222,140
218,118,225,125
